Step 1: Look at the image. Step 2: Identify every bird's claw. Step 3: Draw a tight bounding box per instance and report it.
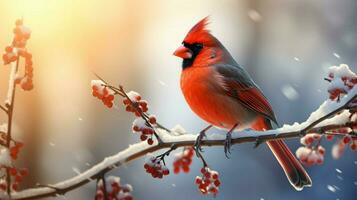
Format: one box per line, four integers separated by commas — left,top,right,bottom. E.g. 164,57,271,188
224,133,232,158
254,136,264,148
194,131,206,156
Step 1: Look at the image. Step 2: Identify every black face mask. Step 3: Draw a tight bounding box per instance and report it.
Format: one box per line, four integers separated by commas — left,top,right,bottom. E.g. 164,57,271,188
182,42,203,69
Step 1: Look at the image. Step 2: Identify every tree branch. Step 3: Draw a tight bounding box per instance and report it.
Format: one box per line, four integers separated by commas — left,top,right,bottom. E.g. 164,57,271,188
5,57,20,197
9,88,357,200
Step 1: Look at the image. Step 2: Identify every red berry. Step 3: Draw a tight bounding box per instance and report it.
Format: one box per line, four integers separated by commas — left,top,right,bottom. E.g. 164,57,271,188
163,169,169,175
147,138,154,145
5,46,13,53
140,134,148,141
204,172,210,178
12,183,18,191
306,137,314,145
123,98,130,105
212,173,218,180
0,183,7,191
200,168,206,174
174,167,180,174
318,148,325,155
19,168,29,176
95,191,104,200
326,135,334,141
9,168,17,176
214,180,221,186
106,102,113,108
149,116,156,124
132,125,141,132
182,165,190,173
343,136,351,144
15,175,22,183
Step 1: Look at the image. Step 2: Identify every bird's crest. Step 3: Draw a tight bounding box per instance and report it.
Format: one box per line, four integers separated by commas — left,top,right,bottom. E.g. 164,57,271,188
183,17,213,45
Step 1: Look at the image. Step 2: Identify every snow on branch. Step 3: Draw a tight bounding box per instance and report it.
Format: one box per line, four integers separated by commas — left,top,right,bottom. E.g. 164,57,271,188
0,19,33,199
10,80,357,199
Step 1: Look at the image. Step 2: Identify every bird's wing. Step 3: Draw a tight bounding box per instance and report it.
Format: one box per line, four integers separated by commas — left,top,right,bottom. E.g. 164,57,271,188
214,63,277,124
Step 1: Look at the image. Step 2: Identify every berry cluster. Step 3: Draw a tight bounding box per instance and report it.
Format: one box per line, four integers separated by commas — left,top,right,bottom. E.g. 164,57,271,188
2,46,17,65
16,49,34,91
4,167,29,191
2,19,34,91
95,176,133,200
12,19,31,48
300,133,321,146
91,80,115,108
326,64,356,101
331,134,357,159
195,167,220,196
296,146,325,166
9,141,24,160
173,147,194,174
143,156,169,179
132,116,157,145
296,134,325,165
2,19,31,64
123,91,148,117
0,146,29,192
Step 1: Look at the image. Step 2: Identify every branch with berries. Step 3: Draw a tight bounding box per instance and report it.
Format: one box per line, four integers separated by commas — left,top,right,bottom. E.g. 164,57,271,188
0,19,33,199
4,64,355,199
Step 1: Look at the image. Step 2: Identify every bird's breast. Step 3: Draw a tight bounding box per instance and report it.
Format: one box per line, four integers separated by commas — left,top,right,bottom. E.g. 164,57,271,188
180,67,258,130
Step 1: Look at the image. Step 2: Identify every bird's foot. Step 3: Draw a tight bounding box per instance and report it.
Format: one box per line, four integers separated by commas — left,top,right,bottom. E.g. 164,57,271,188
224,133,232,158
194,125,212,156
194,131,205,156
254,136,264,148
224,123,239,158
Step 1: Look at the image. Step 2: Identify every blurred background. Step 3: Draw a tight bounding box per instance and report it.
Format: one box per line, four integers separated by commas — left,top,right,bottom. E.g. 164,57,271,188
0,0,356,199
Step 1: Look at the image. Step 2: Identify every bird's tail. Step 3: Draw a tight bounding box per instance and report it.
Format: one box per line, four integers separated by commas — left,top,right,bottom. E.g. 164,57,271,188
253,118,312,191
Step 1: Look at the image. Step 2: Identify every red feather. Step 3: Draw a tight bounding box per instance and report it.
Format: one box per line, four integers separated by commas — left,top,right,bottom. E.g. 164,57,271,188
226,81,277,123
183,17,215,46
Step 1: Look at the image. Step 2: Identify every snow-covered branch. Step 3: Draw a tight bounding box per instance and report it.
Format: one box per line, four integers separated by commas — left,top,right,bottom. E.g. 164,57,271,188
0,19,34,199
10,85,357,200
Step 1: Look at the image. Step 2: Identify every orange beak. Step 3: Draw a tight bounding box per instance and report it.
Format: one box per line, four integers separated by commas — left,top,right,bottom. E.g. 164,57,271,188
173,46,192,59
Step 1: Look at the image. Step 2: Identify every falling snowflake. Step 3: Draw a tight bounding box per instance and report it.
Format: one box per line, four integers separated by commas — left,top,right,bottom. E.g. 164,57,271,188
248,10,262,22
333,52,340,59
327,185,336,192
281,84,299,100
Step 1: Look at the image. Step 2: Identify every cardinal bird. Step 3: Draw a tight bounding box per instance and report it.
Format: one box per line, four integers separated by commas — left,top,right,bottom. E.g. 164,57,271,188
173,17,312,190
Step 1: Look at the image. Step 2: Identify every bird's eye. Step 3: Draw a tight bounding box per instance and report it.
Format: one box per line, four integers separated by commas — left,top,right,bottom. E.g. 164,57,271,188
194,43,203,48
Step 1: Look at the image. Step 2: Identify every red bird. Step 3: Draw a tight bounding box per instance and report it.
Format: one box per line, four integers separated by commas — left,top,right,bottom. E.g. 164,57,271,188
173,17,312,190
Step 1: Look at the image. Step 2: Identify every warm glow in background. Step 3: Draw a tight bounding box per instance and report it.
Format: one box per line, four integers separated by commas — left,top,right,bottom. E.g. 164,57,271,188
0,0,356,199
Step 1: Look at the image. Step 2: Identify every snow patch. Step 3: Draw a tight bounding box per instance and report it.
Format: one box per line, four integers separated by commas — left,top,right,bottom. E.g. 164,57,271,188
0,148,11,167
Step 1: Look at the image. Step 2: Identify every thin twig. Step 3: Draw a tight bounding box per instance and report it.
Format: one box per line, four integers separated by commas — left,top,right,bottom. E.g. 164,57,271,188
6,57,20,197
101,174,109,200
156,144,177,165
194,147,208,167
0,105,7,113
